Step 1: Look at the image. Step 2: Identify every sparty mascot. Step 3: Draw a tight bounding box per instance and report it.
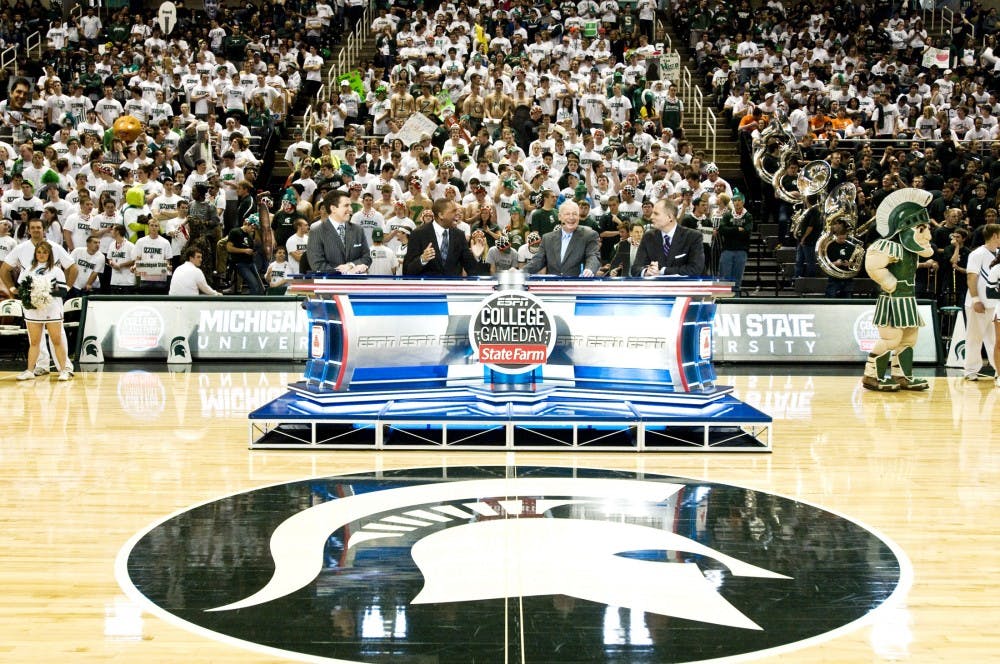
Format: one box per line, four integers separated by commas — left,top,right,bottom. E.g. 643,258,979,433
862,188,934,392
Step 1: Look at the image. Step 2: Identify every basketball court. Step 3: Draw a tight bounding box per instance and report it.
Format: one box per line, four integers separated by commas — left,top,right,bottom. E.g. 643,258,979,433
3,364,996,662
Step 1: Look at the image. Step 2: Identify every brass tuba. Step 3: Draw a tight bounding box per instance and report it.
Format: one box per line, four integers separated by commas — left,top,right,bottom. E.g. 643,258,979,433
814,183,876,279
789,160,831,239
796,160,832,198
752,113,796,184
772,144,804,203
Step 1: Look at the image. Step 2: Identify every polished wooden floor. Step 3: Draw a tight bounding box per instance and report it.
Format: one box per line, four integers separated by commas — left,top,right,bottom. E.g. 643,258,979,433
1,366,997,662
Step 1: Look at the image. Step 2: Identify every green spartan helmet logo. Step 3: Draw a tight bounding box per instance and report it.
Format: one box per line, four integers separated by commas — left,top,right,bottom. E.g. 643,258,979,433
170,336,189,358
82,336,100,360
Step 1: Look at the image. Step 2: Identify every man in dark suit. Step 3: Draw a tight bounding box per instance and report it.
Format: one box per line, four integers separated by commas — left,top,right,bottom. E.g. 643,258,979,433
606,222,645,276
403,198,490,276
306,189,372,274
631,198,706,276
524,200,601,277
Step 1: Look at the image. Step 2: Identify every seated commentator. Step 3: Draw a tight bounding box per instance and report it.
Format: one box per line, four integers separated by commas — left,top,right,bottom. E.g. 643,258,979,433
403,198,490,276
523,200,601,277
631,198,706,276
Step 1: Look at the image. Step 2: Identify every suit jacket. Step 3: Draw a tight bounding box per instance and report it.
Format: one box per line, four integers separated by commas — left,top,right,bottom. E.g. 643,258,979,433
402,222,491,277
630,225,705,276
306,219,372,273
524,226,601,277
609,239,640,276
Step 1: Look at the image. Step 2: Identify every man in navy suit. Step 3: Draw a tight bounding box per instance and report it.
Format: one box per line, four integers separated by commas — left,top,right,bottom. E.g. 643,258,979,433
524,200,601,277
306,189,372,274
403,198,490,276
631,198,706,276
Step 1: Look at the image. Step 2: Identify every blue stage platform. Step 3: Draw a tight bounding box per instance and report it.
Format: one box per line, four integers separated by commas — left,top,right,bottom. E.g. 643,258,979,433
249,382,772,451
248,276,772,452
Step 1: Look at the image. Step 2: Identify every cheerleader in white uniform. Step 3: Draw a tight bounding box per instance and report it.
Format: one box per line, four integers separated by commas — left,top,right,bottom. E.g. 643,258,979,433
15,241,71,382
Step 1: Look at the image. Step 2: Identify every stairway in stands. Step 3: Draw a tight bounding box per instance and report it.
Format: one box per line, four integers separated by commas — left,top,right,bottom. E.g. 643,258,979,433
270,37,379,191
659,25,777,293
661,25,741,178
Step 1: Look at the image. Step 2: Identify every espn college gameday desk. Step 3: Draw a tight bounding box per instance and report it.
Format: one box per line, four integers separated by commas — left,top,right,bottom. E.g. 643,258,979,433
249,275,772,451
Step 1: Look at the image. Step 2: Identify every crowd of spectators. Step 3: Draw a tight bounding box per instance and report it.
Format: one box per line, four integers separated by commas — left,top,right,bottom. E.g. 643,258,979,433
270,0,997,303
1,0,999,305
673,0,1000,303
280,0,741,283
0,0,344,296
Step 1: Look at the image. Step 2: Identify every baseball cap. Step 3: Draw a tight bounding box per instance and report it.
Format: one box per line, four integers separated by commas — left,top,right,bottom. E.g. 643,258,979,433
371,228,384,241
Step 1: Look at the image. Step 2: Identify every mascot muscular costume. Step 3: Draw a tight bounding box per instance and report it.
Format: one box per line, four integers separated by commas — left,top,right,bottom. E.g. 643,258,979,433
862,188,934,392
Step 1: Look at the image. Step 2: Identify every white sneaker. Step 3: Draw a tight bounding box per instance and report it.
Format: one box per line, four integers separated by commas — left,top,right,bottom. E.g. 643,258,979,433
15,370,35,381
57,370,72,382
33,366,50,376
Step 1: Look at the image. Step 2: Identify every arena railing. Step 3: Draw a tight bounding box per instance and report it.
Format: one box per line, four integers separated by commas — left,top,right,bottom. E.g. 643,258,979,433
940,6,955,39
654,17,672,56
924,6,939,32
26,31,40,60
693,81,703,128
1,43,17,77
336,42,346,80
705,108,717,163
312,0,377,141
329,0,376,87
679,64,716,162
303,104,314,143
916,5,958,38
809,135,997,162
328,55,338,83
679,65,691,110
345,17,369,72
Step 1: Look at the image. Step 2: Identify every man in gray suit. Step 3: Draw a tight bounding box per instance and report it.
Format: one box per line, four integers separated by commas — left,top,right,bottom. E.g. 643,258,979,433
524,200,601,277
307,189,372,274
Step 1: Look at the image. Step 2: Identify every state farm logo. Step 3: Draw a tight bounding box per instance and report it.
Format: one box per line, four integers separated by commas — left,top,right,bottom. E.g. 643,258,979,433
116,306,164,351
310,324,325,359
469,291,556,374
115,370,166,419
853,310,879,352
699,326,712,360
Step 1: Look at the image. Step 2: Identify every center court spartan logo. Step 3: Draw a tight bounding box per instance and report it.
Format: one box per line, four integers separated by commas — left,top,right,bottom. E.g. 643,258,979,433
118,467,911,663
